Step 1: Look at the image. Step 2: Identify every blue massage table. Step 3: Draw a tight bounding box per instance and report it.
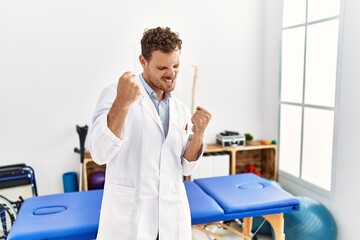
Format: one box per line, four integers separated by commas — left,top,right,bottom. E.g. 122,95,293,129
7,173,299,240
186,173,300,240
7,189,102,240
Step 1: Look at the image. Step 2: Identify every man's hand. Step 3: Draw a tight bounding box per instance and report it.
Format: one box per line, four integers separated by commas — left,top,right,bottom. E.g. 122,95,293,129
191,106,212,137
107,72,141,138
115,71,141,108
184,106,211,161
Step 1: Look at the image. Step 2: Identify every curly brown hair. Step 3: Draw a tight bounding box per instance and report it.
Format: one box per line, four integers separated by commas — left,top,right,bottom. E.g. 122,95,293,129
141,27,182,61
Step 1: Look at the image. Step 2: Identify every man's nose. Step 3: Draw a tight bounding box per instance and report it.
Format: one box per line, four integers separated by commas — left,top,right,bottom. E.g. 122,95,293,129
166,68,177,78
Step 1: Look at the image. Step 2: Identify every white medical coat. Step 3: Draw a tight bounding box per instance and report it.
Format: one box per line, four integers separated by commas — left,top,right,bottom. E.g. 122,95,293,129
89,79,201,240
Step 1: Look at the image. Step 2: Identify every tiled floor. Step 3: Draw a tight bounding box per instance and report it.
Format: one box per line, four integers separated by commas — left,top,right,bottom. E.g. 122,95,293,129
192,221,273,240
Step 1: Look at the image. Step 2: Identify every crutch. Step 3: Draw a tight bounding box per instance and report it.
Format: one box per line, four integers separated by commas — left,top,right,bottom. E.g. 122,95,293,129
74,125,88,191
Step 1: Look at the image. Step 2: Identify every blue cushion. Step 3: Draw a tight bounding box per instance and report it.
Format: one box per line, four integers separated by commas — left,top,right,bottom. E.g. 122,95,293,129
184,181,225,224
194,173,299,216
8,190,103,240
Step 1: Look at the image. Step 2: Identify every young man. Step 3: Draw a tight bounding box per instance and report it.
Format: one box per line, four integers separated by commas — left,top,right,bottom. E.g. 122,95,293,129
89,27,211,240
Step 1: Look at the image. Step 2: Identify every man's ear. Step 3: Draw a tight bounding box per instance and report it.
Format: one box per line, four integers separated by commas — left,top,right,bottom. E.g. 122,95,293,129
139,55,146,67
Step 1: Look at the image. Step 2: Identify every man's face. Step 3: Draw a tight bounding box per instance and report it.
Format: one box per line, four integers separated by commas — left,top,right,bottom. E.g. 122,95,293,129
140,49,180,99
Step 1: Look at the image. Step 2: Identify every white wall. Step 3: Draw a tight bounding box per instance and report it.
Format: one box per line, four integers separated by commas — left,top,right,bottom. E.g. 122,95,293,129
0,0,265,195
264,0,360,239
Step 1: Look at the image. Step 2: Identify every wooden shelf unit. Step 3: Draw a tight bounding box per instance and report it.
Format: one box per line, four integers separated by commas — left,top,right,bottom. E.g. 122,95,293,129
82,152,106,191
204,143,278,180
82,143,278,190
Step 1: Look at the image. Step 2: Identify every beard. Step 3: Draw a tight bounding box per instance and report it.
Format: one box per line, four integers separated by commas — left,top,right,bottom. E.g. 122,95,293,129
147,70,177,93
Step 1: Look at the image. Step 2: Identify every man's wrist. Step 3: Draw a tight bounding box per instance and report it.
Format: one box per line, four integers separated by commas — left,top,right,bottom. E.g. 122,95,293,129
192,132,204,141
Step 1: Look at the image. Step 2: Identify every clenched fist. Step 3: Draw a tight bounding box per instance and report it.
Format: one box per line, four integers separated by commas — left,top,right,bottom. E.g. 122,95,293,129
116,71,141,108
183,106,211,161
191,106,211,136
107,72,141,138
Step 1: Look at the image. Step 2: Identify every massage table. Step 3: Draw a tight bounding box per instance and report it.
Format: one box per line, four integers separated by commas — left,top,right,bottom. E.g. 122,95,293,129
7,189,102,240
7,173,299,240
185,173,300,240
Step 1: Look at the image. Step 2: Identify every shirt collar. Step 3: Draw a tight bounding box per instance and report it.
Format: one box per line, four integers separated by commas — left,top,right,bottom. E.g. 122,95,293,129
139,74,171,101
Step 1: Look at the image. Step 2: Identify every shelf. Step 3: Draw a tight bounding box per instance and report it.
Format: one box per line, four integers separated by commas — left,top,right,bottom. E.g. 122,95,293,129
204,143,278,180
82,152,106,191
83,142,278,189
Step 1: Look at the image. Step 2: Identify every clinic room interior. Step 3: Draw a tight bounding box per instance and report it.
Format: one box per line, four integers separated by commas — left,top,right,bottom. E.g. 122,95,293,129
1,0,359,239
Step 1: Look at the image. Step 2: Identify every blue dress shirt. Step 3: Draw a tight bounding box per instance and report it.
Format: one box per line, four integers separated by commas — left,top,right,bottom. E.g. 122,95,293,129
139,74,170,137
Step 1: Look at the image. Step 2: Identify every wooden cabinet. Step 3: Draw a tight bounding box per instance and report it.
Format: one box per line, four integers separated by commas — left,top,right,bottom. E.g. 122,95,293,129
204,143,278,180
82,142,278,190
82,152,105,191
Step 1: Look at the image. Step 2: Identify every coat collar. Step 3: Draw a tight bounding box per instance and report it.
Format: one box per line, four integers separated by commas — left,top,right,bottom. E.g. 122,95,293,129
137,74,179,137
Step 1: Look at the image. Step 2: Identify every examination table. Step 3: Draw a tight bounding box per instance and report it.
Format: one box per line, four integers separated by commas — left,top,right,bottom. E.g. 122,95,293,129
7,173,299,240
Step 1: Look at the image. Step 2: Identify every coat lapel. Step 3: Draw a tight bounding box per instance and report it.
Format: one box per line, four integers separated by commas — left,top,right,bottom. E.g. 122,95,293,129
168,98,180,133
138,79,163,132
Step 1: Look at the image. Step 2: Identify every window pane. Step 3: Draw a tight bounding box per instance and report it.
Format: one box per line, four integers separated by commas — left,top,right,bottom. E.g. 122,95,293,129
282,0,306,27
308,0,340,22
281,27,305,103
302,108,334,190
305,20,339,107
279,104,302,177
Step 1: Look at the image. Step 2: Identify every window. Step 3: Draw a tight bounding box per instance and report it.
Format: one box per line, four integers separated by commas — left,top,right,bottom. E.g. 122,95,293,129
279,0,341,192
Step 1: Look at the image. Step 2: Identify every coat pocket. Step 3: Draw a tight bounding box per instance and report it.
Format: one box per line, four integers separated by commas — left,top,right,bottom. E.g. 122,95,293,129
102,182,136,224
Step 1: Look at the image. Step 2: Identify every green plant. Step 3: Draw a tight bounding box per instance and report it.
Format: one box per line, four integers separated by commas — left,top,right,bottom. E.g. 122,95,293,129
245,133,253,142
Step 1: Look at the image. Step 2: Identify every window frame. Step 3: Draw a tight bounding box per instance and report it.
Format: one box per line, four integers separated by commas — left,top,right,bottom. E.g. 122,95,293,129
278,0,344,198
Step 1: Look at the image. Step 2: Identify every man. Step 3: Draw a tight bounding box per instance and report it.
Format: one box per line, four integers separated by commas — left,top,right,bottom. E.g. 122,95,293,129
89,27,211,240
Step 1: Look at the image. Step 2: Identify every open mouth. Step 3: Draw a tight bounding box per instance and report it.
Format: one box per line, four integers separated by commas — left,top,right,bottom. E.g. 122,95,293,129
163,78,174,84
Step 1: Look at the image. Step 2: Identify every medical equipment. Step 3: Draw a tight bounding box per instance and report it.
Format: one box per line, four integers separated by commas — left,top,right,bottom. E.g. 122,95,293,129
216,130,246,147
0,163,37,239
8,174,299,240
74,125,88,191
185,173,299,239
